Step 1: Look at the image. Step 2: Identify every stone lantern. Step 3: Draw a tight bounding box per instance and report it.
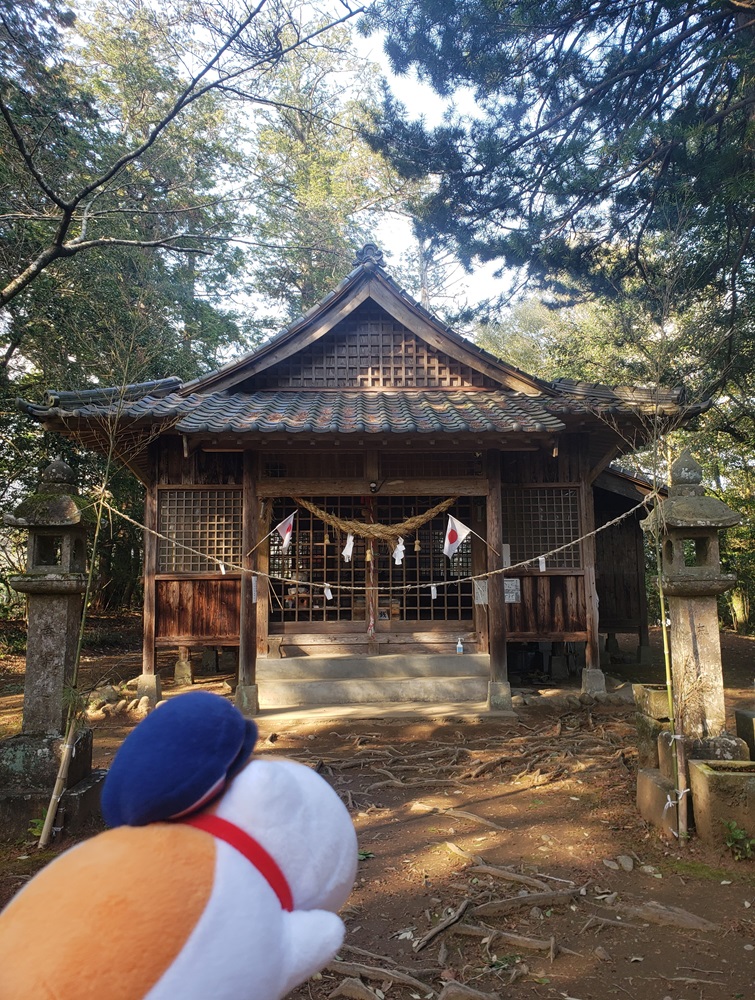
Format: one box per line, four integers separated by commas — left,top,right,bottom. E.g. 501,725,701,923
0,460,102,839
642,449,741,740
4,459,90,735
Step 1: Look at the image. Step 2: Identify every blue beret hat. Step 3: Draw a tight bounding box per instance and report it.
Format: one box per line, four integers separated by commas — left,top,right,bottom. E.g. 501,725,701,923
101,691,258,828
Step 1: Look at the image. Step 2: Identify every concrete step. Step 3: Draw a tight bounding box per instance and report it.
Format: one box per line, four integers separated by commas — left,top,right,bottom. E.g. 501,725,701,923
257,653,490,681
258,675,490,708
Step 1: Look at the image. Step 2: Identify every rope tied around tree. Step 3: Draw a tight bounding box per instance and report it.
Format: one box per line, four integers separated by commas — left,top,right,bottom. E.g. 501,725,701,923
292,496,458,541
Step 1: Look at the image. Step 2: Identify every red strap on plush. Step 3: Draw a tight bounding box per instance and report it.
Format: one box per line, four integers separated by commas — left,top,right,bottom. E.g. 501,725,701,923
182,814,293,911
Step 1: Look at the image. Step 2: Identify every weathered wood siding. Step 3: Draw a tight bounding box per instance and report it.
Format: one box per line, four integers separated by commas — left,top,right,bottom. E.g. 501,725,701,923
155,578,241,643
157,439,243,484
594,487,647,633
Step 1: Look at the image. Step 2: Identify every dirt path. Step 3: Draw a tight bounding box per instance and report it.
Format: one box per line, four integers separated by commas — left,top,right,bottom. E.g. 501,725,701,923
1,624,754,998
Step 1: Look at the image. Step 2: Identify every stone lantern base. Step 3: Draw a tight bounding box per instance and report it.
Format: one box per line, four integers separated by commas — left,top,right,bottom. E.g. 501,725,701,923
0,728,105,841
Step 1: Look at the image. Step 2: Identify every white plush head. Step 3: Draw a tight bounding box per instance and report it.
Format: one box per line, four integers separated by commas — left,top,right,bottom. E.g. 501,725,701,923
212,757,358,912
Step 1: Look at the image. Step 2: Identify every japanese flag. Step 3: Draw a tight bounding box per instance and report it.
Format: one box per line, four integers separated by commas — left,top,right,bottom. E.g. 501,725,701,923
443,515,471,559
274,511,296,553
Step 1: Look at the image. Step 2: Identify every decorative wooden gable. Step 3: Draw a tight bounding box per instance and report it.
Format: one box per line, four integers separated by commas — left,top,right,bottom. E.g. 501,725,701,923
240,301,499,391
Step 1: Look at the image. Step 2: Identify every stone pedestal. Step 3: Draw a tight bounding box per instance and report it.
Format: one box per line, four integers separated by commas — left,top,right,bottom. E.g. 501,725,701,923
657,730,749,785
667,597,727,738
0,728,102,840
689,760,755,847
174,646,194,687
487,680,515,714
581,667,606,696
137,673,161,708
235,684,259,717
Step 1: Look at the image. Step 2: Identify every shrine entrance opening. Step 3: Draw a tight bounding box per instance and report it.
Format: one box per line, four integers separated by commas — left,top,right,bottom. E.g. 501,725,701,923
267,496,476,641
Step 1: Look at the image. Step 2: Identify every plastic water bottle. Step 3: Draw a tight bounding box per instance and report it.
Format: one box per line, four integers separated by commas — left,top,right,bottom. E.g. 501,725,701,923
456,637,464,654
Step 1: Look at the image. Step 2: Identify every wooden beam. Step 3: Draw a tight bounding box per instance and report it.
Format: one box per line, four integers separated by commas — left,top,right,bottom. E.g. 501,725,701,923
256,516,270,658
486,449,507,682
256,477,489,497
238,451,258,688
142,457,158,676
579,439,601,670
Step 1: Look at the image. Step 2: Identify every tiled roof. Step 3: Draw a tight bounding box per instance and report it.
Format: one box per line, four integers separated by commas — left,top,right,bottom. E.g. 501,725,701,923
25,389,566,436
548,378,692,413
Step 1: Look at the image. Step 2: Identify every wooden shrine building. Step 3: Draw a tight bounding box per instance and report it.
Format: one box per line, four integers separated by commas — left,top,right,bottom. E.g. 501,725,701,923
19,244,704,712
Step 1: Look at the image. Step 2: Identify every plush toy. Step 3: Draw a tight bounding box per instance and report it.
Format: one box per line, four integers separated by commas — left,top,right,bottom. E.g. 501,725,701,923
0,691,358,1000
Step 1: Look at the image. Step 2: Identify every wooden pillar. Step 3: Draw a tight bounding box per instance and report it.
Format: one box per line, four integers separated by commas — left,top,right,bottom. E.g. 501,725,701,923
636,517,651,656
138,471,161,706
237,451,259,715
579,443,605,692
256,509,270,658
486,450,511,710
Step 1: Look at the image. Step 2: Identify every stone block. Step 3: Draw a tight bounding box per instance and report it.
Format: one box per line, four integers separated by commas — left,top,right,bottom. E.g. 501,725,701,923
549,655,569,681
218,648,239,673
735,709,755,761
632,683,670,720
174,656,194,687
136,673,161,707
637,767,678,840
654,726,747,781
0,728,92,790
200,647,219,674
487,681,515,714
636,644,652,666
235,684,259,717
635,712,670,769
0,769,106,842
581,667,606,696
689,759,755,847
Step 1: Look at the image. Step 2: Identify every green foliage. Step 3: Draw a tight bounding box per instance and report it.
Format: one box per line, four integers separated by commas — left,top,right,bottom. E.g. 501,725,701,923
243,22,411,322
27,808,47,840
366,1,755,387
722,819,755,861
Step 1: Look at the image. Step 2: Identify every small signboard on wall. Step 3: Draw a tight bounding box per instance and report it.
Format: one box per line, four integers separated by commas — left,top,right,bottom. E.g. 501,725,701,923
504,578,521,603
473,579,488,605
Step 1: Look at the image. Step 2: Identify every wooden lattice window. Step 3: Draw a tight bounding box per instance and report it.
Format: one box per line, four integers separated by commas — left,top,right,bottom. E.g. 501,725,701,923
268,496,474,624
245,304,498,389
380,452,483,478
502,488,582,569
158,488,242,573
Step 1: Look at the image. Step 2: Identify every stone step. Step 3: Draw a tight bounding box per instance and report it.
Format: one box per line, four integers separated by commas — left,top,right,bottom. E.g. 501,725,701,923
258,675,490,708
257,653,490,681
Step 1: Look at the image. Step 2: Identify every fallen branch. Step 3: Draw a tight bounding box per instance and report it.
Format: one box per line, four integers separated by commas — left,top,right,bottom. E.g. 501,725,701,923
461,755,521,779
329,978,382,1000
437,984,501,1000
443,810,505,831
443,842,483,863
338,945,437,980
614,901,718,933
471,886,584,919
580,916,645,934
413,899,471,952
326,961,434,996
454,922,580,956
468,865,549,892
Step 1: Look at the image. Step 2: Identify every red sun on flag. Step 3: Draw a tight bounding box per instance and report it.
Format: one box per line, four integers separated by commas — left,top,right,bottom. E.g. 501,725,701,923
443,516,471,559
